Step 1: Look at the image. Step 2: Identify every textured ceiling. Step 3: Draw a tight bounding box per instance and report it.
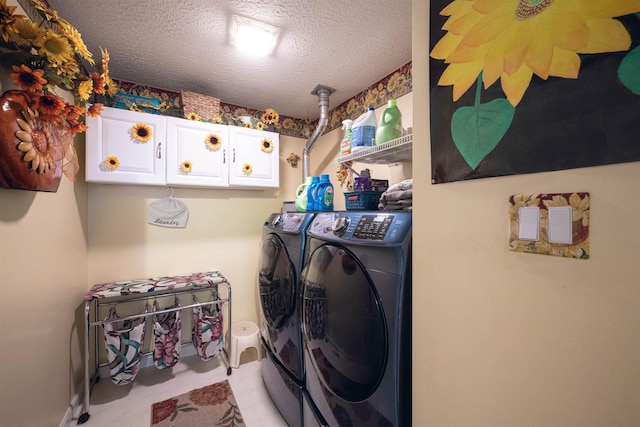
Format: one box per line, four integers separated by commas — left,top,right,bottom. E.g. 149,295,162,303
46,0,412,120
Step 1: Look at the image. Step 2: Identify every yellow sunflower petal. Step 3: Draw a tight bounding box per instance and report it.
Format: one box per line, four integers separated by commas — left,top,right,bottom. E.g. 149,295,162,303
523,30,554,79
459,4,513,48
548,49,581,79
431,32,462,60
578,18,632,53
438,60,484,101
482,43,506,87
503,23,534,75
500,65,533,106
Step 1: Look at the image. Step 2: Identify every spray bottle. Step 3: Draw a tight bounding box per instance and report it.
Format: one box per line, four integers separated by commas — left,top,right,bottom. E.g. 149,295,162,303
339,119,353,157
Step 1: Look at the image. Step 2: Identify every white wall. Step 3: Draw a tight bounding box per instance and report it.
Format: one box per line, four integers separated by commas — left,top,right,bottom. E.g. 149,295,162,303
412,1,640,426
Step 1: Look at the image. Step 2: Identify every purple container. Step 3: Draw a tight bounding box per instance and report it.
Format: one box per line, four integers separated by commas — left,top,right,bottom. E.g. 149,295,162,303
354,176,371,191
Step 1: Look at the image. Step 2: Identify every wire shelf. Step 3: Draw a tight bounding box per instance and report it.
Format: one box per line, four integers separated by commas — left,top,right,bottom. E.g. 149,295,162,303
336,134,412,164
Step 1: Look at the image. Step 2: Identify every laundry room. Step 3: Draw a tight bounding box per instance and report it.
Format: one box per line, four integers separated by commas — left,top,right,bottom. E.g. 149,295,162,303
1,1,639,427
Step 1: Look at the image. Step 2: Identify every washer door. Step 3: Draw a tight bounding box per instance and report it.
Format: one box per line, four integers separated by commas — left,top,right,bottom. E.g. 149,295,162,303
259,234,297,329
301,243,387,402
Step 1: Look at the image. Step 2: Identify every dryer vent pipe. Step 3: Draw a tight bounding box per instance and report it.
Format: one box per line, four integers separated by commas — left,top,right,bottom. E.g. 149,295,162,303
303,85,335,180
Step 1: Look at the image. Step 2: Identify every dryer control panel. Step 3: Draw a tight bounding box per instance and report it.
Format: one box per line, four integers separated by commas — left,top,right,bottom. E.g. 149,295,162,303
309,212,411,245
264,212,314,234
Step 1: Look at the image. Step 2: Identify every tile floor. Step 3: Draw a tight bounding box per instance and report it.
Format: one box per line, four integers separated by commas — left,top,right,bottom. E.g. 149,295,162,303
66,356,287,427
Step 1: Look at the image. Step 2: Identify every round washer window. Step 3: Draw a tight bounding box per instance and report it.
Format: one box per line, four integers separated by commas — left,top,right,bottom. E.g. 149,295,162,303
302,244,387,402
259,234,296,328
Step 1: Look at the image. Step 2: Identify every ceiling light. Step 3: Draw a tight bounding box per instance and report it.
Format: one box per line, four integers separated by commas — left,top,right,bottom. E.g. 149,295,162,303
230,15,280,57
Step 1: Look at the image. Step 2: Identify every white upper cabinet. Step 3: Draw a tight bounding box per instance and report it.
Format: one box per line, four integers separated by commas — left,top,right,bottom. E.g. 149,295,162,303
86,106,166,185
228,126,279,188
85,106,279,189
165,117,229,187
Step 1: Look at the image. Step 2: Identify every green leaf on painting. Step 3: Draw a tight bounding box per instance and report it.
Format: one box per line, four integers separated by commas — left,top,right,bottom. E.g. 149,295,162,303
618,46,640,95
451,98,515,170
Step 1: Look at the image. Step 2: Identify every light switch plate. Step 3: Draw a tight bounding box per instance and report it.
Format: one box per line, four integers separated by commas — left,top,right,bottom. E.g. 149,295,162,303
508,192,590,259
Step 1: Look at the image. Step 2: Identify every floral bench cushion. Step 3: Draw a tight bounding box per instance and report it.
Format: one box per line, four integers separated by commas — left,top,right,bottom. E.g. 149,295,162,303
85,271,227,301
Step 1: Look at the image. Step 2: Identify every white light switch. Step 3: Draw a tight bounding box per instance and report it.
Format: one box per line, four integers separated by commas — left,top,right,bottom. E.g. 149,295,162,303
548,206,573,244
518,207,540,241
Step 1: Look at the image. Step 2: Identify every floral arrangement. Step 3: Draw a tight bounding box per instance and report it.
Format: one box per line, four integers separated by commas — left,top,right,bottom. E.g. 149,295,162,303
1,0,115,131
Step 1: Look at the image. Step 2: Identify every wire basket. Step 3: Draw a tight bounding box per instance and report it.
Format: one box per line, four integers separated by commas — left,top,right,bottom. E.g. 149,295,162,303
344,191,382,211
180,91,220,121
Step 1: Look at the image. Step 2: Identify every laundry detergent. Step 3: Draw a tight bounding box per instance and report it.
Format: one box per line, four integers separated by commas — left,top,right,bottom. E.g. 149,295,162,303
351,107,376,152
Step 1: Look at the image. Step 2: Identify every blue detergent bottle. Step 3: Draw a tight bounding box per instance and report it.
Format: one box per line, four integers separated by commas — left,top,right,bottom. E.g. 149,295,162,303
306,176,320,211
316,174,334,211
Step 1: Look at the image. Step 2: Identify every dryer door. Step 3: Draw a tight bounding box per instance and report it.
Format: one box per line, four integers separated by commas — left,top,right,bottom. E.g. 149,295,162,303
259,233,297,329
301,243,387,402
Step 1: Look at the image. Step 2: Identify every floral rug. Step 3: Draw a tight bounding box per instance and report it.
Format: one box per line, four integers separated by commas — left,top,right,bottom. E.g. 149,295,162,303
150,380,245,426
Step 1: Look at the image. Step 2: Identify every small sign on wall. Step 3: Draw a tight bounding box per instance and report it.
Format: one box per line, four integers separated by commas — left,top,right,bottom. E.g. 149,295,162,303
508,193,590,259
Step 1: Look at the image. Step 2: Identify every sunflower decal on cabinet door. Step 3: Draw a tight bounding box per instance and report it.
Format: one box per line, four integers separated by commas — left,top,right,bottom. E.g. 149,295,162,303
430,0,640,177
131,123,152,142
180,161,193,173
242,163,253,175
260,138,273,153
104,155,120,170
204,133,222,151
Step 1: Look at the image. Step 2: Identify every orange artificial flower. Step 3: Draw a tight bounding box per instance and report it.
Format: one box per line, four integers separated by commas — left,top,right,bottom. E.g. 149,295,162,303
87,103,103,117
10,64,47,91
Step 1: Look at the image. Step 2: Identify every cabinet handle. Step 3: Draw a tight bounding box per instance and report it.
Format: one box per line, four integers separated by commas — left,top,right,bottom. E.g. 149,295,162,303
233,148,236,162
223,149,226,164
157,142,162,159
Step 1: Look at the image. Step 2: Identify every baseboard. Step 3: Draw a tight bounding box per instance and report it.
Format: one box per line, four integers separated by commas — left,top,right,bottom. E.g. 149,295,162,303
59,392,81,427
62,344,201,426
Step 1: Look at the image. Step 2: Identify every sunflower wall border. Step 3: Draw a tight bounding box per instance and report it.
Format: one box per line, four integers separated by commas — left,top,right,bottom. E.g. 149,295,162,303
508,192,590,260
109,61,411,140
429,0,640,184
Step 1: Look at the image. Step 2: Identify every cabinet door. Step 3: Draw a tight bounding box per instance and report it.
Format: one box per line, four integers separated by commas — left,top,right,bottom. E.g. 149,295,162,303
228,126,279,188
165,117,229,187
86,106,166,185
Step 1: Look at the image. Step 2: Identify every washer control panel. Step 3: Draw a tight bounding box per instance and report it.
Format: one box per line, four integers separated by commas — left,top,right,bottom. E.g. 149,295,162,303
310,212,411,244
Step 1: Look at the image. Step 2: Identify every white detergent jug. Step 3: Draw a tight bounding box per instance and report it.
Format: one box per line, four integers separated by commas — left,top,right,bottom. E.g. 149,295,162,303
351,107,377,152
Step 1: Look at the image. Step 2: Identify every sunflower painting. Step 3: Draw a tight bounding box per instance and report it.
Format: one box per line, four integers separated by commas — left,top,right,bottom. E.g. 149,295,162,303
429,0,640,184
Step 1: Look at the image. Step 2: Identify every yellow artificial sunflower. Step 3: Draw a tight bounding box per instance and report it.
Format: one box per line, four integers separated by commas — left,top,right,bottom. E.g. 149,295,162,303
104,155,120,169
0,0,25,42
39,29,74,64
204,133,222,151
242,163,253,174
8,17,45,46
255,121,265,131
180,161,193,173
431,0,640,106
131,123,152,143
260,138,274,153
244,122,253,128
77,79,93,101
14,108,55,174
186,112,201,121
56,21,94,64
